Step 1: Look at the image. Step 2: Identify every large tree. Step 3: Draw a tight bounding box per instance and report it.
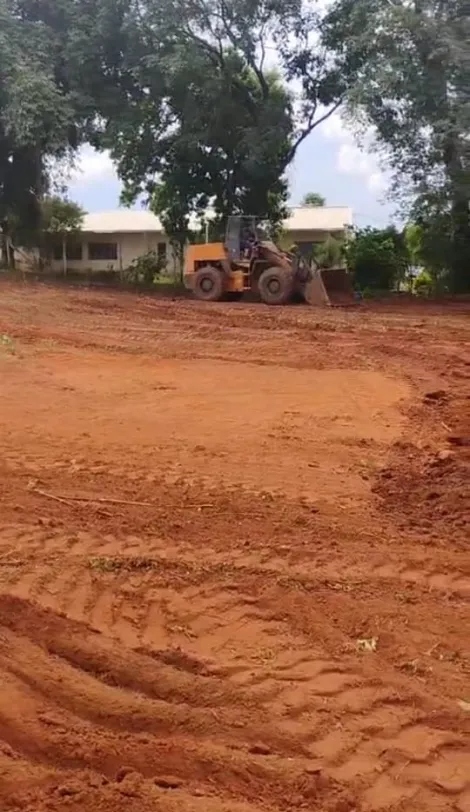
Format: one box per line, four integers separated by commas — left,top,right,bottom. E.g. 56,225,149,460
0,0,71,259
100,0,346,248
1,0,347,266
322,0,470,291
0,0,135,263
118,50,294,230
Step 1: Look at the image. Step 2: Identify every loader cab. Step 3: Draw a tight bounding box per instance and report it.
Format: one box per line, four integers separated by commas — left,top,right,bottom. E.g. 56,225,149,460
225,215,263,262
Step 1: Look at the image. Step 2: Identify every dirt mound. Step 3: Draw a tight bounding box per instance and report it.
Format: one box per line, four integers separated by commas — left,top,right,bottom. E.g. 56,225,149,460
376,387,470,545
376,441,469,543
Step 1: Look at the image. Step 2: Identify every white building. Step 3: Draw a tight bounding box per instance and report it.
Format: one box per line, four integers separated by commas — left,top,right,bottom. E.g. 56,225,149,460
49,207,353,275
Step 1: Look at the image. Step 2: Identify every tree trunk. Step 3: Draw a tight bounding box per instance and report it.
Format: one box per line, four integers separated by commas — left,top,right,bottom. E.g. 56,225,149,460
444,133,469,293
170,238,186,283
450,197,470,293
412,6,470,292
5,237,14,270
178,238,185,283
62,237,67,276
0,232,6,268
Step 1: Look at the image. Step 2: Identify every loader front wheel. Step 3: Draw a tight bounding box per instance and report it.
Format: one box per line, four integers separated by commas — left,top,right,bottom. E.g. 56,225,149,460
193,266,224,302
258,267,294,306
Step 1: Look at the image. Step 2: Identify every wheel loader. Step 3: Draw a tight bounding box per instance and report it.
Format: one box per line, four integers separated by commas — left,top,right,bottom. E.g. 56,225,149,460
183,215,355,306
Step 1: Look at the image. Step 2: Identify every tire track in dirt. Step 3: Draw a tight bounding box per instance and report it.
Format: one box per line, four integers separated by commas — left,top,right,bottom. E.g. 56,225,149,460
0,523,469,811
1,519,469,592
0,595,353,812
1,284,470,812
0,580,469,812
0,520,468,672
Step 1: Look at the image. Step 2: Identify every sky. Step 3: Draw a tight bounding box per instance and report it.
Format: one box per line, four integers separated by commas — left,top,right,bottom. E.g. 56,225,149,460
68,112,395,228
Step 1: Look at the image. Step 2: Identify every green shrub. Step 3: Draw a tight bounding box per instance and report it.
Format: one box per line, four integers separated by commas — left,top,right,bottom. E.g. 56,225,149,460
413,270,434,297
123,250,166,286
313,235,345,269
345,227,408,291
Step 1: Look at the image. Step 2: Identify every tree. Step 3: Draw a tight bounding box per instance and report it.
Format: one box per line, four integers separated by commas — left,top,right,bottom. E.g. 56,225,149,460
0,0,72,263
0,0,136,265
322,0,470,292
313,235,344,268
0,0,351,270
403,223,423,270
302,192,326,207
40,197,84,273
101,0,347,256
345,227,408,292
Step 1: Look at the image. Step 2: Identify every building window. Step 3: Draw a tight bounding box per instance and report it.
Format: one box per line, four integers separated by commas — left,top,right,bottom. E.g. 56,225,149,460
88,242,118,261
52,241,83,261
157,241,167,263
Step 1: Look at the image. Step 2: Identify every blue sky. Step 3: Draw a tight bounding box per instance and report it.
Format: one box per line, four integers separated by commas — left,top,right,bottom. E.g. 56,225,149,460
69,112,394,228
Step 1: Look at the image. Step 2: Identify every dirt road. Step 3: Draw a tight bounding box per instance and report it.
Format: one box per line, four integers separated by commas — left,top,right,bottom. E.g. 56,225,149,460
0,281,469,812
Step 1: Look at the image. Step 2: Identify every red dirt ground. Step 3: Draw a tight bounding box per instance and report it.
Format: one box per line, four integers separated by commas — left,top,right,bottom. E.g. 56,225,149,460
0,280,469,812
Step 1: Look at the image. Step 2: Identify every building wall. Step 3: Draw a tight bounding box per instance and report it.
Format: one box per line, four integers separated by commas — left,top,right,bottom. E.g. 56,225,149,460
50,231,175,274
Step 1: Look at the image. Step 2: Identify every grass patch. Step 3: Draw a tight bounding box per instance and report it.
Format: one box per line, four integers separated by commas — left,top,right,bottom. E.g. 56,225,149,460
0,334,16,354
88,555,156,573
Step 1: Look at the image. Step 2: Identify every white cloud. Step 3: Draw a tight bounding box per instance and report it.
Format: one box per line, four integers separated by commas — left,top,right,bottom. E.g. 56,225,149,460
323,113,349,141
368,171,387,193
68,145,117,186
324,112,388,194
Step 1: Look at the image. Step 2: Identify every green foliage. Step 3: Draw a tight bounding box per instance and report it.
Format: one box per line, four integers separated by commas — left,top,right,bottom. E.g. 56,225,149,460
0,0,135,262
101,0,345,250
414,270,434,297
39,196,85,266
302,192,326,207
313,235,344,269
41,197,84,236
0,0,72,251
115,54,293,240
410,193,460,292
123,250,167,287
403,223,424,269
0,0,346,272
276,228,297,253
322,0,470,292
345,227,408,291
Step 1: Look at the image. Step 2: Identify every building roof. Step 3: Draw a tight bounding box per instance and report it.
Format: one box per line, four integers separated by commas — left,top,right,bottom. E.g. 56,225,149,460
287,206,353,232
82,210,163,233
81,206,353,234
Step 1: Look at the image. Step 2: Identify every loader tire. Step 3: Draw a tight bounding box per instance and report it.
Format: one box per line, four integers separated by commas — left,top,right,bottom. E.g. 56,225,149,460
193,266,224,302
258,267,294,306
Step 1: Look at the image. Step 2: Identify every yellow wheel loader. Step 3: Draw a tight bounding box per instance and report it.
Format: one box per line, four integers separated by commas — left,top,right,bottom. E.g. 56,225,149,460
183,215,355,306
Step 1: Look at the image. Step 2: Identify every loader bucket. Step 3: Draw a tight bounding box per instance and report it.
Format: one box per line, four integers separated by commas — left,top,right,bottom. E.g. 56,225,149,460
303,267,356,307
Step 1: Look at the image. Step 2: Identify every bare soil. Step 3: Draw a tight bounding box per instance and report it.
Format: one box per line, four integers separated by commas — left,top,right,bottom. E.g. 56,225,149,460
0,280,469,812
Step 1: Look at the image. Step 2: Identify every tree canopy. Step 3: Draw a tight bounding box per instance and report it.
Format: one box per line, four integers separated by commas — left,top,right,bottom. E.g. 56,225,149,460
302,192,326,207
345,226,410,292
103,0,346,248
0,0,134,259
0,0,348,265
322,0,470,291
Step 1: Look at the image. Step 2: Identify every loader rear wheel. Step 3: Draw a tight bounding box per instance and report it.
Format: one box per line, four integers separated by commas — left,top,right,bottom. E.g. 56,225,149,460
193,266,224,302
258,267,294,306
